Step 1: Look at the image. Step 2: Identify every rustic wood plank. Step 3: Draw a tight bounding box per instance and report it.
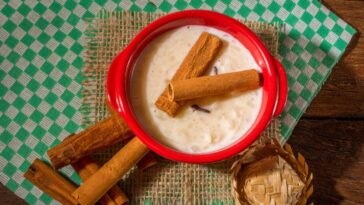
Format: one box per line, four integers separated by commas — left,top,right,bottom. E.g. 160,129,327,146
305,0,364,117
1,0,363,204
0,183,27,205
289,119,364,205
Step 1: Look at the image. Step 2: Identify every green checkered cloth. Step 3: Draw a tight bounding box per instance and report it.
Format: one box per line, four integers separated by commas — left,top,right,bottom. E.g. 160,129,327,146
0,0,356,204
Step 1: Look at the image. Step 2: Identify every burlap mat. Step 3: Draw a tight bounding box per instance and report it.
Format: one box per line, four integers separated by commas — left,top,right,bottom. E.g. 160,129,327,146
81,11,281,204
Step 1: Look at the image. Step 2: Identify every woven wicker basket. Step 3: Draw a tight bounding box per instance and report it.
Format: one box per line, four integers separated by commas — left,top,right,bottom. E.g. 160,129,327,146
231,139,313,205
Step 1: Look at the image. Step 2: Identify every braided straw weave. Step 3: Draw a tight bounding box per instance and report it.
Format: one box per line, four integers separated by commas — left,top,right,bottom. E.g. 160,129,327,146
82,11,282,204
231,139,314,205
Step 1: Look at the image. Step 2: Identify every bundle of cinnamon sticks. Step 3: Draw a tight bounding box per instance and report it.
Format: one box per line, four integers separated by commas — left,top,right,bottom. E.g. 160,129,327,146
24,102,157,205
24,31,261,205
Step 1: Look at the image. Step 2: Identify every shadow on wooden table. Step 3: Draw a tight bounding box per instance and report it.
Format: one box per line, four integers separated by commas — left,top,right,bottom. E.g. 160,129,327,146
307,0,364,119
291,30,363,204
289,119,364,205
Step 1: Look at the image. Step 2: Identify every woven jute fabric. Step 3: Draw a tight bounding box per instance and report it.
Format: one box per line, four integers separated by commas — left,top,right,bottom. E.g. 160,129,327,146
82,11,281,204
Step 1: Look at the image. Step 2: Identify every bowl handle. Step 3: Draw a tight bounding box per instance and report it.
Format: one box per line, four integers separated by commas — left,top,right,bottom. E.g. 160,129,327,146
272,58,288,117
106,48,129,114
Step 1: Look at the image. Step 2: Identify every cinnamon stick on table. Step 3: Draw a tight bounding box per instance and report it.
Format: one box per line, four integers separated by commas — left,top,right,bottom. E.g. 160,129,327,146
168,69,261,101
47,114,134,169
24,159,77,205
71,156,128,205
137,151,158,171
155,32,223,117
105,97,158,170
72,137,149,205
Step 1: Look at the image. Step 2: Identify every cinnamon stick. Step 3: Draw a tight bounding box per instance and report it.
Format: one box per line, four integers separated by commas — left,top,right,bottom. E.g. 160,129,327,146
72,137,149,205
137,151,158,171
24,159,77,205
168,69,261,101
71,156,128,205
155,32,223,117
47,114,134,169
105,97,158,170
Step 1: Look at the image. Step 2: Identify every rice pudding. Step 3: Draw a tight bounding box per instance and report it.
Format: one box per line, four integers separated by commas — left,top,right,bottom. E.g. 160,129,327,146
131,25,262,153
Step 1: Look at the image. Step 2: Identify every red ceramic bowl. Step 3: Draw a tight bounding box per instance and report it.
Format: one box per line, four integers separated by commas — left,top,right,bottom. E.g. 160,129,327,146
107,10,287,163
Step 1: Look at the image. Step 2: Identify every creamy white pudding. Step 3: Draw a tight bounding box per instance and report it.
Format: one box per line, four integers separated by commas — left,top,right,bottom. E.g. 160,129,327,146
131,25,262,153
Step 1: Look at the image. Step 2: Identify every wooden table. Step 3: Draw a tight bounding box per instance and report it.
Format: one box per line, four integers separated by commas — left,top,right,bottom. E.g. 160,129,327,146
1,0,363,204
289,1,364,204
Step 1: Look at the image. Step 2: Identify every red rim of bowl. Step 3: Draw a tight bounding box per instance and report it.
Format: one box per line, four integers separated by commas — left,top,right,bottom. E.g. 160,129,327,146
107,10,278,163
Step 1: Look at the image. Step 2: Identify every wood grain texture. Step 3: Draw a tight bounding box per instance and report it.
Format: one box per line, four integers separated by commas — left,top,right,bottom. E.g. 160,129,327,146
305,0,364,117
289,119,364,205
0,183,26,205
1,0,363,204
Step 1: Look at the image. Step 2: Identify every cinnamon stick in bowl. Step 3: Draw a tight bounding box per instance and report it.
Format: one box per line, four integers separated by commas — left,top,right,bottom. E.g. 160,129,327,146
155,32,223,117
168,69,261,101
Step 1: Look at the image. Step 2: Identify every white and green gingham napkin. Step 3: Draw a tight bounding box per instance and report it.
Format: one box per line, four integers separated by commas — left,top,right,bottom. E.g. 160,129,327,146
0,0,356,204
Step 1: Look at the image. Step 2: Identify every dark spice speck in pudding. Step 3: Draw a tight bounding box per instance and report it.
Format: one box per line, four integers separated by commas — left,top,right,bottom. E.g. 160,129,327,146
130,25,262,153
